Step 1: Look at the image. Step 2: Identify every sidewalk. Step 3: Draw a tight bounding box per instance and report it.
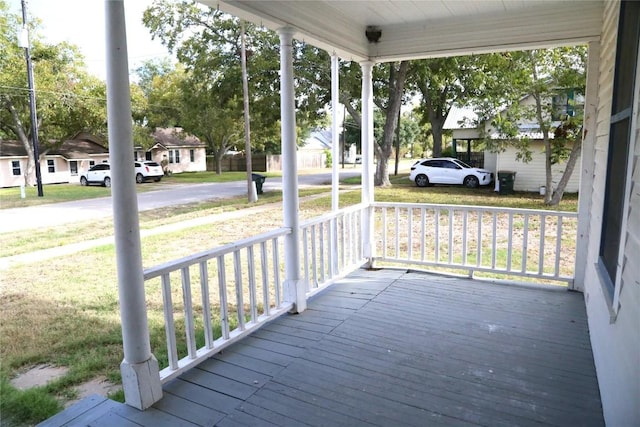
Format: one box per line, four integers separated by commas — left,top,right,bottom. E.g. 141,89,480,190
0,192,344,270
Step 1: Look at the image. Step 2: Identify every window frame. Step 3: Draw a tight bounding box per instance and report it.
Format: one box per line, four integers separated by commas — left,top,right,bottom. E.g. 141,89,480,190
597,0,639,317
190,149,195,163
47,159,55,173
11,160,21,176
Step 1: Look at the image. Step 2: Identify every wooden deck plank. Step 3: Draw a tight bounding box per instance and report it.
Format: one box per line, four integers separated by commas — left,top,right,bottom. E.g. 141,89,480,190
39,270,603,427
196,359,272,388
163,378,242,415
88,411,143,427
36,395,111,427
152,391,225,426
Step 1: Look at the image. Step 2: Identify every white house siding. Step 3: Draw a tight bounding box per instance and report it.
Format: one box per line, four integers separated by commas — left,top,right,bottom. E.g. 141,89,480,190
490,141,581,193
154,147,206,174
582,1,640,426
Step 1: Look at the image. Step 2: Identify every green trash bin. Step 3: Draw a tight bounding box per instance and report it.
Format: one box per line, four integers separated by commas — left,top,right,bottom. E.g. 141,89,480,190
497,171,516,195
251,173,266,194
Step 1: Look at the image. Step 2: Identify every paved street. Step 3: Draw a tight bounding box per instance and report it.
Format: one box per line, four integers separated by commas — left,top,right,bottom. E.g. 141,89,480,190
0,170,361,233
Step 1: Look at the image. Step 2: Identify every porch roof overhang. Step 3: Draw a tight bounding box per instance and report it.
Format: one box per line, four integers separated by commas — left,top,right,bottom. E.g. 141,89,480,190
207,0,603,62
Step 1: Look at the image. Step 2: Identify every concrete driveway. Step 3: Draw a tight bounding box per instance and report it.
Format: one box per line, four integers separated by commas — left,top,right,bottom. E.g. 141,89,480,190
0,170,362,233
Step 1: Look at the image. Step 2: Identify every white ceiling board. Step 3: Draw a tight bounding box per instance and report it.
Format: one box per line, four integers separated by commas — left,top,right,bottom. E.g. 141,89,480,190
207,1,603,62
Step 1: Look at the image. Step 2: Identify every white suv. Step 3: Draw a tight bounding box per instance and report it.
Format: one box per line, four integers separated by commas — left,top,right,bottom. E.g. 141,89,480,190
409,157,493,188
80,163,111,187
134,161,164,183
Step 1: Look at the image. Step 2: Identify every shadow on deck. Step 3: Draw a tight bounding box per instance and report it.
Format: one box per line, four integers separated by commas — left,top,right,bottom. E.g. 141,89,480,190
39,269,603,426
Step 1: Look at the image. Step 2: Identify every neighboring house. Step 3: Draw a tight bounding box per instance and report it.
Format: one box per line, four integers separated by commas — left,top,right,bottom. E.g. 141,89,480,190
444,95,582,193
0,132,109,188
135,128,206,174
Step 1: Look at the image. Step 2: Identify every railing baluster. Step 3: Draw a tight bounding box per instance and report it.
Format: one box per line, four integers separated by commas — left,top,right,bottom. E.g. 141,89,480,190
491,212,497,269
435,208,440,263
393,206,400,259
462,210,468,265
522,214,529,273
233,250,245,331
408,208,413,261
420,207,426,261
199,261,214,349
217,255,229,340
448,209,454,265
247,246,258,323
477,210,483,267
382,208,388,258
506,213,513,272
181,267,197,359
319,222,326,285
538,214,546,275
260,241,270,316
340,215,347,270
272,238,281,306
302,227,310,291
161,273,178,371
311,224,318,287
555,215,563,278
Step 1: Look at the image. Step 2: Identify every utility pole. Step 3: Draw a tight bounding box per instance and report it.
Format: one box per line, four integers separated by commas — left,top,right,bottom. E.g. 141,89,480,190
19,0,43,196
240,21,257,202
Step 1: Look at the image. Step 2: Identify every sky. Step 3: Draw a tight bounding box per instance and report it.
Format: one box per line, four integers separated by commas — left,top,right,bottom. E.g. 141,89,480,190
18,0,172,80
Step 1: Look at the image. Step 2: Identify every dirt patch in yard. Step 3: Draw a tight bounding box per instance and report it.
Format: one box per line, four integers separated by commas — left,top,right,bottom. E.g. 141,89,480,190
10,364,68,390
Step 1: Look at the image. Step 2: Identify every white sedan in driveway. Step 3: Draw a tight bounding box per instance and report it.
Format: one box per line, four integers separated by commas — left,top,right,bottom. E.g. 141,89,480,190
409,157,494,188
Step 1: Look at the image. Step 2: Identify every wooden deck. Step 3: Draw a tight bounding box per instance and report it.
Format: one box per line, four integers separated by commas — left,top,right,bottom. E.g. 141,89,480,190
39,269,604,426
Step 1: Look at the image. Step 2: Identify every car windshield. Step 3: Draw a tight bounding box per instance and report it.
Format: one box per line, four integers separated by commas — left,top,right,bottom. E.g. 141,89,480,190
145,162,160,166
453,159,472,168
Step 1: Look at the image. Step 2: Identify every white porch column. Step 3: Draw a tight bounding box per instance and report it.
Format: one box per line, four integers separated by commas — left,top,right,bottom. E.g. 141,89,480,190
573,41,601,292
360,61,375,266
278,27,307,313
330,54,340,276
105,0,162,409
331,54,340,212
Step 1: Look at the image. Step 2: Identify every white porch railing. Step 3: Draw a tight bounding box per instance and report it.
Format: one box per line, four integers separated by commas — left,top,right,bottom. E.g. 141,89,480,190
372,202,578,284
143,204,368,382
300,203,366,297
143,228,292,383
143,202,577,384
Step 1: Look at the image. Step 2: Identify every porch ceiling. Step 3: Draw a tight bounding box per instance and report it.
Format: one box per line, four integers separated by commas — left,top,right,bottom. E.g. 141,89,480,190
206,0,603,62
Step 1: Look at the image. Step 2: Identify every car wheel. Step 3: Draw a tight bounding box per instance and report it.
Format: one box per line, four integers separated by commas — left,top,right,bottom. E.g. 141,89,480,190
80,176,88,186
154,177,162,182
415,174,430,187
464,175,479,188
136,173,144,184
104,177,111,188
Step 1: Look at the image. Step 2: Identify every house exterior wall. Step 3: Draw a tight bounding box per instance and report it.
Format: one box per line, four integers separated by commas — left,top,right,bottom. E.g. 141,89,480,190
489,141,581,192
582,1,640,426
0,155,109,187
151,147,206,174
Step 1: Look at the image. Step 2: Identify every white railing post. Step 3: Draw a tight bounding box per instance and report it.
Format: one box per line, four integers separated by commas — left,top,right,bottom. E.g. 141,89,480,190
360,61,375,267
278,27,307,313
105,0,161,409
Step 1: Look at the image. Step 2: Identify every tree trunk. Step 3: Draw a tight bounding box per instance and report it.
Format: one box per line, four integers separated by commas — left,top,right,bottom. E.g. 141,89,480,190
431,115,444,158
374,61,409,187
6,99,36,186
548,138,582,206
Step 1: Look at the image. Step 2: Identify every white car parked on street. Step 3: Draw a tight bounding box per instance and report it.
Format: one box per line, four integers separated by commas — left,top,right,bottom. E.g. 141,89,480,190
409,157,493,188
80,161,164,187
134,161,164,183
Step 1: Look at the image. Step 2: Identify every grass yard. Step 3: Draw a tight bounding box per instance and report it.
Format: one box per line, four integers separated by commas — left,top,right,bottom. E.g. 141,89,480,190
0,175,580,425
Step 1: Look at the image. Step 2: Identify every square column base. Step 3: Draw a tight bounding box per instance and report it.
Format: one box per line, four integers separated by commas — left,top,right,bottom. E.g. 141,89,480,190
121,355,163,410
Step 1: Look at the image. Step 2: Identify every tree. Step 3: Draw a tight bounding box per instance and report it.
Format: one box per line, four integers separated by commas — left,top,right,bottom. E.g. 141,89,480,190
0,1,108,186
409,55,503,159
143,0,328,157
478,47,587,205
